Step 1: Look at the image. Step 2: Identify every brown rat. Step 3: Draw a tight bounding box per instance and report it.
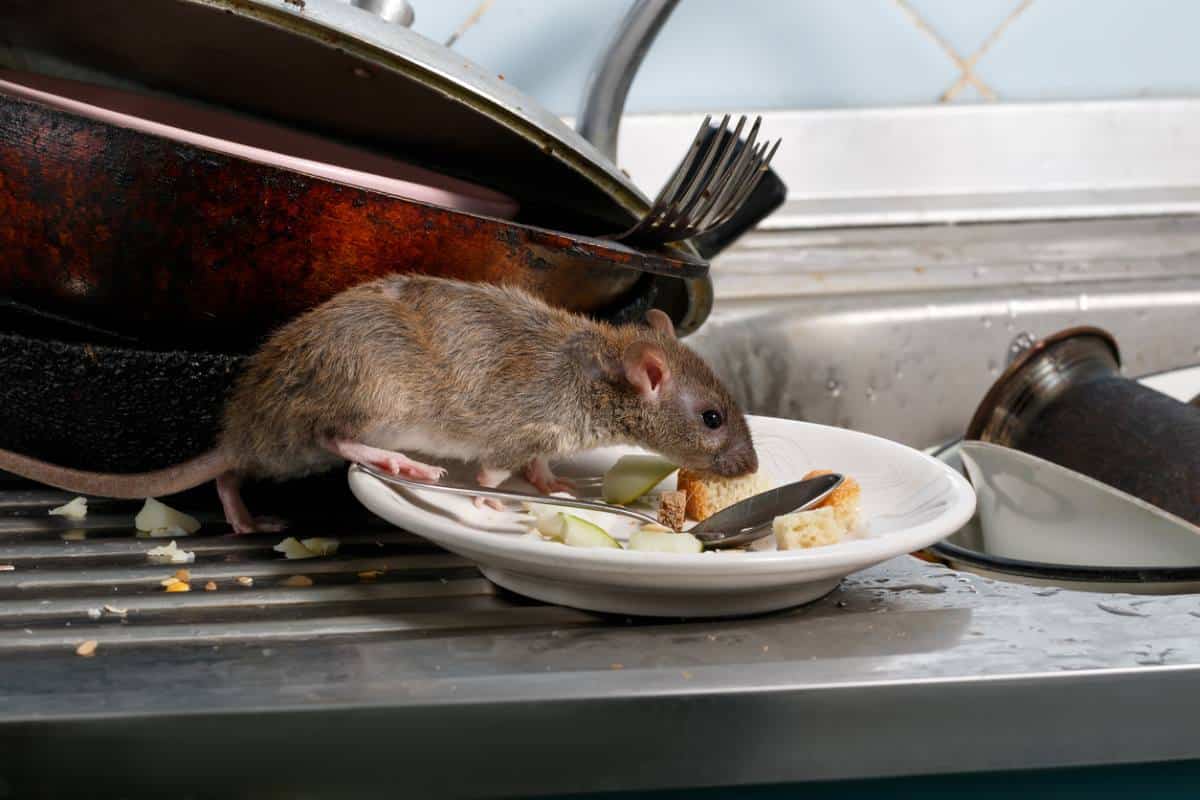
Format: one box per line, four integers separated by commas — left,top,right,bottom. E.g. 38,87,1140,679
0,275,758,532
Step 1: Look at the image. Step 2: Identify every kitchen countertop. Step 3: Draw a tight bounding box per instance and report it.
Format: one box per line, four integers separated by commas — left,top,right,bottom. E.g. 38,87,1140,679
5,536,1200,798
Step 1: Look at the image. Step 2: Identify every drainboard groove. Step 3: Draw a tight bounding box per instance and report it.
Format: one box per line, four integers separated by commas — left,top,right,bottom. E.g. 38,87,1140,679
0,578,499,623
3,605,600,652
0,532,432,563
0,554,476,592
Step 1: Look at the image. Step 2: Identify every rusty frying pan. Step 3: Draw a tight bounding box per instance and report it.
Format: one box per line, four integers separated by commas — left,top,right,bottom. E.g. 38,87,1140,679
0,70,706,352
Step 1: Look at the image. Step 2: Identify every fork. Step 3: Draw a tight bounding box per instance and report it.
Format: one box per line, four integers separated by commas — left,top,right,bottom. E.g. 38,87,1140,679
610,114,780,247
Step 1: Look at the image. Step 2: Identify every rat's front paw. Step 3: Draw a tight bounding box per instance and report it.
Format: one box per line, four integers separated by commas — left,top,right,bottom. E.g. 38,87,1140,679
524,459,576,496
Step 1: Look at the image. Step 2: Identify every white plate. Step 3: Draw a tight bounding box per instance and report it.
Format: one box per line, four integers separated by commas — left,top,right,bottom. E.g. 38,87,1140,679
961,441,1200,567
347,416,976,618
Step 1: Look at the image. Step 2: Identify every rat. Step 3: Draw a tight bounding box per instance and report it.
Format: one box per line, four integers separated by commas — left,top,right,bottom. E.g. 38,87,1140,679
0,275,758,533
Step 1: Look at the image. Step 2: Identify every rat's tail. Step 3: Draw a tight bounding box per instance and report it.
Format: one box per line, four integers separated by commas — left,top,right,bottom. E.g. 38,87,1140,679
0,448,228,499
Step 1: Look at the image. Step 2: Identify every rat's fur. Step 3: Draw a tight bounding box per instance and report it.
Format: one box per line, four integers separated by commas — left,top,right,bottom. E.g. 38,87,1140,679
0,275,757,532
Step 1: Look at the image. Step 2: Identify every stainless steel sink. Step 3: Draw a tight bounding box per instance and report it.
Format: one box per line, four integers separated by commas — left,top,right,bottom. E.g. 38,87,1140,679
688,216,1200,448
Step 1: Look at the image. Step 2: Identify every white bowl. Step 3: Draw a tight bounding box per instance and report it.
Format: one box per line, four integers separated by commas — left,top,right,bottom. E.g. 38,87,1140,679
960,441,1200,568
347,415,976,618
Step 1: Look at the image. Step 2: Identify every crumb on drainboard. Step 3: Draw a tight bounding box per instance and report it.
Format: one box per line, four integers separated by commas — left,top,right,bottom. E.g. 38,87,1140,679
75,640,98,657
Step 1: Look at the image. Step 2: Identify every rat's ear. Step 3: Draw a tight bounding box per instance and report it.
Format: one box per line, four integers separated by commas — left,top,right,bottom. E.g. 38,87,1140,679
623,342,671,401
645,308,676,339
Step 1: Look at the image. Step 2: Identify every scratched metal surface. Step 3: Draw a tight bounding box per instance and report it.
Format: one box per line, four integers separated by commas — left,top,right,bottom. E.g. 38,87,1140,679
4,472,1200,798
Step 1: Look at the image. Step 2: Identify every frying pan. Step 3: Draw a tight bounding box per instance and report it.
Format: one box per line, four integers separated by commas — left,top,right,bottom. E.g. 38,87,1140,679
0,70,706,353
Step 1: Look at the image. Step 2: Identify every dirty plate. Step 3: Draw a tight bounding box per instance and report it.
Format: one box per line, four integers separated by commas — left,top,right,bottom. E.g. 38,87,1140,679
930,362,1200,594
348,416,976,617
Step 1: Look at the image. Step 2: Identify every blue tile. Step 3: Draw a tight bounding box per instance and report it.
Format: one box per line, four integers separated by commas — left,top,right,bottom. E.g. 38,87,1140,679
410,0,959,114
626,0,959,112
905,0,1029,57
410,0,632,117
977,0,1200,100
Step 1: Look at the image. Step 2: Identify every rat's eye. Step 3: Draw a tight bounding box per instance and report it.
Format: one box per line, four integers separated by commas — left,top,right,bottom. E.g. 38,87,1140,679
702,409,724,429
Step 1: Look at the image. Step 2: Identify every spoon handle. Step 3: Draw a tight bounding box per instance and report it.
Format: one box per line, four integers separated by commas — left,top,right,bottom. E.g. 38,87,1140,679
353,464,662,527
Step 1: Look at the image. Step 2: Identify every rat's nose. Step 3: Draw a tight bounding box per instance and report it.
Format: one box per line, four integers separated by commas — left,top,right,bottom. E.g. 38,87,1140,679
716,444,758,477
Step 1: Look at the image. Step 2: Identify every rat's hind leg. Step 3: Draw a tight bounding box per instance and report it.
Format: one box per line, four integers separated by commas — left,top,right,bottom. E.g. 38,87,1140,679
322,438,446,481
214,473,288,535
216,472,262,534
524,456,576,495
474,466,511,511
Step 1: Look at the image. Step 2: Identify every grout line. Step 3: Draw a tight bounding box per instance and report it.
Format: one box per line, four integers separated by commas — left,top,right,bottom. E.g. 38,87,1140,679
893,0,1012,103
445,0,495,48
941,0,1036,102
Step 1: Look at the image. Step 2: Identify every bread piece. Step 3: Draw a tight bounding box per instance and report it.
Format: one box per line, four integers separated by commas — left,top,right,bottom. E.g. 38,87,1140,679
802,469,861,530
657,490,687,530
676,469,772,521
773,506,846,550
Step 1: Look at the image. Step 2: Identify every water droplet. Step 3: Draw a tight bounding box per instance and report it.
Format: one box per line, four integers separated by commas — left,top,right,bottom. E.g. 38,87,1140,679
865,386,875,401
877,583,946,595
1097,601,1148,618
987,358,999,376
826,379,842,398
1078,294,1090,312
973,266,989,278
1034,588,1061,597
980,317,993,328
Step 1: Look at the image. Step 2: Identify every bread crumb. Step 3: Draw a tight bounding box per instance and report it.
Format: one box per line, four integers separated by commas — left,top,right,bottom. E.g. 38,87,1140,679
146,540,195,565
657,490,687,530
282,575,314,588
358,570,385,581
801,469,862,529
235,576,254,587
774,506,847,550
103,604,127,617
204,581,218,592
610,663,624,670
49,496,88,519
160,577,181,587
677,469,772,521
165,581,191,593
174,568,192,582
75,640,98,657
135,498,201,536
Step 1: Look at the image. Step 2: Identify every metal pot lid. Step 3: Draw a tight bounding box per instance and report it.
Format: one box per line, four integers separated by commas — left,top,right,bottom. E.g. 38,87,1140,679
0,0,712,332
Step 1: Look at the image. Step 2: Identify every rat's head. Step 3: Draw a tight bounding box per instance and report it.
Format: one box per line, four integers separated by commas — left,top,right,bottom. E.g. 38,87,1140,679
603,310,757,477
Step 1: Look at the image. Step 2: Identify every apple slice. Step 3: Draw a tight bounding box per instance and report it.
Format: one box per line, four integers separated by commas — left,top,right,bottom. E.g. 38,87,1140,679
561,514,622,549
628,529,703,554
602,455,678,505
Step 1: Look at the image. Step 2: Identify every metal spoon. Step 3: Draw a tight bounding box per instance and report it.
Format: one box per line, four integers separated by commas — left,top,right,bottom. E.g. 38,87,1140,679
355,464,843,550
